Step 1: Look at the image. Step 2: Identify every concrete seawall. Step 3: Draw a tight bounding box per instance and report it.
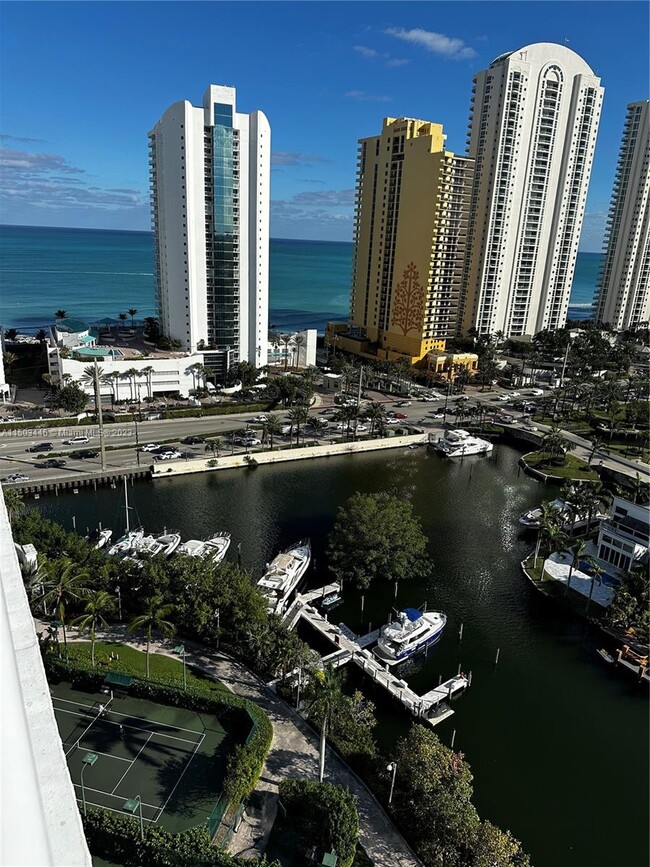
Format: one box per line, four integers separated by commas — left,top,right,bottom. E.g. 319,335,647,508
152,433,432,479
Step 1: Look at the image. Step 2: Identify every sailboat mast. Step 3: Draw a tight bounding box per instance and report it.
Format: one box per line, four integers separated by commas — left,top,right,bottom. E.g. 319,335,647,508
124,476,130,533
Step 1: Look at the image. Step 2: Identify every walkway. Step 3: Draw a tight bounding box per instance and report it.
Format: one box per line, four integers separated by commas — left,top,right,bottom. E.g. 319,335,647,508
36,620,422,867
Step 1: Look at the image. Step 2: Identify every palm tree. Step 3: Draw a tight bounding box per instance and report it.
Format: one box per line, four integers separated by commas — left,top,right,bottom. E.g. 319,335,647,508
54,310,68,320
3,488,23,524
37,558,91,660
128,308,138,328
4,328,18,342
118,313,128,329
540,426,573,466
205,438,224,458
584,556,606,613
35,328,47,344
141,366,154,400
127,594,175,679
265,413,282,450
363,400,386,436
80,364,108,417
288,406,309,446
566,539,588,594
306,664,345,783
280,334,293,370
534,502,563,566
587,436,604,467
544,525,569,580
3,352,19,375
71,590,115,666
291,333,306,369
123,368,141,402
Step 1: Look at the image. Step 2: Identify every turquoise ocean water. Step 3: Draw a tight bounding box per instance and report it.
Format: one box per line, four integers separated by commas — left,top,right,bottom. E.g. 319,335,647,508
0,224,599,333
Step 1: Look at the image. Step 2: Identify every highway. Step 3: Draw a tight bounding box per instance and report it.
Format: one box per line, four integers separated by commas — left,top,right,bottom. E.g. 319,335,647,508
1,386,647,488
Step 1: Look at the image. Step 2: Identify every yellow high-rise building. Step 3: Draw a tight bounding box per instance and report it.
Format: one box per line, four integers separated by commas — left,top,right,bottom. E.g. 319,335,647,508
343,117,474,365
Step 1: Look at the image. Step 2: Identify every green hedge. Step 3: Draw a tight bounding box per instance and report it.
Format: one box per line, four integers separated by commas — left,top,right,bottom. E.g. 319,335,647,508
44,653,272,809
161,403,269,420
82,808,262,867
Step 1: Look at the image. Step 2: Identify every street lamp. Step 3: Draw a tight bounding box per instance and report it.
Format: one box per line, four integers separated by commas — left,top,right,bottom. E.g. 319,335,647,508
123,795,144,841
80,752,98,817
116,584,122,621
173,644,186,691
387,761,398,806
214,607,221,650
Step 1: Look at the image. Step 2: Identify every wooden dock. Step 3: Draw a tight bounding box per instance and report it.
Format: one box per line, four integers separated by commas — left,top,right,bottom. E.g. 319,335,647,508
288,587,468,728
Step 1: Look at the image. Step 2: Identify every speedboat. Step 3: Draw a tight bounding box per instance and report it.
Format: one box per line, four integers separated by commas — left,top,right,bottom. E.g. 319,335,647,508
519,498,567,528
154,532,181,557
86,528,113,550
435,429,493,458
373,608,447,666
107,529,144,557
319,591,343,611
257,539,311,615
177,531,231,563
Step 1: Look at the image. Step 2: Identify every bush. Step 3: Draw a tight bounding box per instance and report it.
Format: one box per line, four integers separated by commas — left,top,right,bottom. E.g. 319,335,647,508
279,779,359,867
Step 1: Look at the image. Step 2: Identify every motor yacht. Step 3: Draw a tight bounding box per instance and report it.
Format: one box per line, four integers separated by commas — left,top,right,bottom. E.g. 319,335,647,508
257,539,311,615
373,608,447,665
435,429,493,458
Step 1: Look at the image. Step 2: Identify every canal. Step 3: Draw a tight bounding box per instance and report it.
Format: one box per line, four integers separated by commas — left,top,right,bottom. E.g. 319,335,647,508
36,443,648,867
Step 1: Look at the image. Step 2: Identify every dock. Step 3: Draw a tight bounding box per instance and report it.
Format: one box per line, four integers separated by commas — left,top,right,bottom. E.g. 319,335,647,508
287,586,468,728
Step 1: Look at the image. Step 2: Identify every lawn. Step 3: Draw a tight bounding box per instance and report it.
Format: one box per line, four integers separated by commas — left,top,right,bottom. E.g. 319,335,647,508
63,641,231,695
522,451,599,481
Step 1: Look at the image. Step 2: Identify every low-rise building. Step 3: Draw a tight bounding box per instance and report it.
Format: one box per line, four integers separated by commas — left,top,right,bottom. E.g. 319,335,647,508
267,329,317,369
597,496,649,573
427,351,479,381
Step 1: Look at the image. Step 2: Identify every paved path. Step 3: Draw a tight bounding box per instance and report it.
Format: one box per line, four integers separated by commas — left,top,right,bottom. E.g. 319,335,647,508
38,621,422,867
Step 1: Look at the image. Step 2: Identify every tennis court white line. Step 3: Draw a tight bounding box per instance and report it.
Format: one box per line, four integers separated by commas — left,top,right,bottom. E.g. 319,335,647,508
154,731,206,822
111,733,153,795
63,698,113,756
74,798,159,821
64,742,132,763
54,696,205,737
73,783,160,811
54,705,201,746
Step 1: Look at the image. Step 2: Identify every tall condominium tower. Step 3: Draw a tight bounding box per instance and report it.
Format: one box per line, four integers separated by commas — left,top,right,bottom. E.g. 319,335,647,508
461,43,603,338
596,100,650,330
348,117,474,364
149,85,270,376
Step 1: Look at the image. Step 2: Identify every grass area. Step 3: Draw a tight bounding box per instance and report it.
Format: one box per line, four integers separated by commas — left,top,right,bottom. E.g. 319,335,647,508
63,640,231,695
523,451,599,480
600,441,650,463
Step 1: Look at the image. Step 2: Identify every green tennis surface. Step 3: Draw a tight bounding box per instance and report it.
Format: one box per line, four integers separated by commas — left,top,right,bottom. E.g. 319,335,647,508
51,681,233,834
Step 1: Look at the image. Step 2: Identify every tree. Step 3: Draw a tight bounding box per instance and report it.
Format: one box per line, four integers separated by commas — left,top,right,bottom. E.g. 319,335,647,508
37,558,91,659
291,333,306,368
4,328,18,342
471,821,531,867
127,594,175,678
280,334,293,370
80,364,108,419
128,308,138,328
607,566,649,637
3,488,23,524
288,405,308,445
118,312,128,327
566,539,587,594
204,438,224,459
54,381,89,414
54,309,68,320
306,664,347,782
265,413,282,450
71,590,115,665
534,502,563,566
35,328,48,344
540,426,574,465
362,400,386,435
583,556,606,613
141,366,154,400
327,492,430,591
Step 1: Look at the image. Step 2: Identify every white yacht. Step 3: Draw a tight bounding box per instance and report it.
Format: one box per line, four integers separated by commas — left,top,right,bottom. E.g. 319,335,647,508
519,498,568,529
154,532,181,557
107,528,144,558
86,528,113,550
177,531,231,564
257,539,311,615
373,608,447,666
435,429,493,458
519,498,607,531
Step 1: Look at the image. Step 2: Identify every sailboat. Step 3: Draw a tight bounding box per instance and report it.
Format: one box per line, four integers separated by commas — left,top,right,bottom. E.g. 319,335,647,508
106,477,143,558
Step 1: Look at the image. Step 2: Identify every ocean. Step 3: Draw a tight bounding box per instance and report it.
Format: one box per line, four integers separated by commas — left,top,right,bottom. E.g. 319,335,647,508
0,224,598,333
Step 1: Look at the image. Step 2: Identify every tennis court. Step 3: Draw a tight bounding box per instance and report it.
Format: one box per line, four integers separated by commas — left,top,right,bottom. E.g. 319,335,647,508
51,681,234,834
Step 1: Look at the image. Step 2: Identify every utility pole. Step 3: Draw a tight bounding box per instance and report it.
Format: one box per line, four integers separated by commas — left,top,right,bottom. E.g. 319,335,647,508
559,340,570,388
94,359,107,471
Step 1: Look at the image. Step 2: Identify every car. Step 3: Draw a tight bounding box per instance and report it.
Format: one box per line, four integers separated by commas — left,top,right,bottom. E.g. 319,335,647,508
530,388,544,397
251,414,269,423
385,418,399,425
181,436,205,445
394,412,407,419
354,424,368,432
2,473,30,483
523,424,538,432
497,415,514,424
496,395,510,402
25,442,53,453
421,395,438,402
455,395,470,402
396,401,412,407
63,435,89,445
509,391,521,398
155,444,178,453
243,438,261,446
35,459,67,469
70,449,99,459
429,412,445,420
139,443,160,452
319,408,336,416
154,450,182,461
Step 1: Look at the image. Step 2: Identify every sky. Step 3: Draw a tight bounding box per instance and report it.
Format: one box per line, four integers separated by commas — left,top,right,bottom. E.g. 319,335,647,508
0,1,648,249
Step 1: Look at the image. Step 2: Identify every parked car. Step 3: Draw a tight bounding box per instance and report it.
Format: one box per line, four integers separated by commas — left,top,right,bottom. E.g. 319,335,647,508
496,395,510,402
26,442,53,452
251,414,269,423
429,412,445,420
70,449,99,459
421,395,438,402
509,391,521,398
396,401,412,407
155,444,178,453
2,473,30,483
154,450,182,461
530,388,544,397
385,418,399,425
35,459,67,469
394,412,407,419
138,443,160,452
319,408,337,416
243,438,261,446
181,436,205,445
63,435,89,445
523,424,538,432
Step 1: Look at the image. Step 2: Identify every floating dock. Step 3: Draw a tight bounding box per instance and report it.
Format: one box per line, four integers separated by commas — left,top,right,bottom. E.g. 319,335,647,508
287,586,468,728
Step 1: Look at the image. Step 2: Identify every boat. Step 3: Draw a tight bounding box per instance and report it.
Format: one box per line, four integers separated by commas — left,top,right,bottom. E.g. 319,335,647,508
373,608,447,666
257,539,311,615
154,532,181,557
597,648,615,664
177,531,231,563
519,498,607,531
319,590,343,611
435,429,493,458
107,528,144,557
86,528,113,550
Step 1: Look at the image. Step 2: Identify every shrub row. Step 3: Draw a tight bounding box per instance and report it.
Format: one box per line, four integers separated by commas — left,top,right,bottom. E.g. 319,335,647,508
160,403,269,419
82,808,257,867
44,653,272,809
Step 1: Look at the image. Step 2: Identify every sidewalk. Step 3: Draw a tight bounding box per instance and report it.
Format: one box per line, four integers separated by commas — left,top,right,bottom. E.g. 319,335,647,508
38,621,422,867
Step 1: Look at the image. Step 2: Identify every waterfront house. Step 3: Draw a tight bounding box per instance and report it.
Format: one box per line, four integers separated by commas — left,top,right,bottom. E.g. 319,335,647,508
596,496,649,573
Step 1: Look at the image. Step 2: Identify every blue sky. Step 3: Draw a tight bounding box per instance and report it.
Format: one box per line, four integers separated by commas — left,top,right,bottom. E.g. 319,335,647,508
1,2,647,248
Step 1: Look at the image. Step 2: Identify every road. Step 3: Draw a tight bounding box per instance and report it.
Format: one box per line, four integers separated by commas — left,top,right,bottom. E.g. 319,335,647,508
1,386,647,487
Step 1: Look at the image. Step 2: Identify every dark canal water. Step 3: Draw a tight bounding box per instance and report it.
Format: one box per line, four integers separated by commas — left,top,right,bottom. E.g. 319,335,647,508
36,444,648,867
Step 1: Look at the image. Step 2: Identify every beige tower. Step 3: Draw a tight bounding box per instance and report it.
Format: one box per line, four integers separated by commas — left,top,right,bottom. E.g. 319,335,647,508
345,117,474,364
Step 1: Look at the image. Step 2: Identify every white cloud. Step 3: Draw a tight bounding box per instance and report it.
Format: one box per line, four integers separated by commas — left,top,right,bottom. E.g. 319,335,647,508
385,27,477,60
345,90,392,103
354,45,378,59
353,44,409,68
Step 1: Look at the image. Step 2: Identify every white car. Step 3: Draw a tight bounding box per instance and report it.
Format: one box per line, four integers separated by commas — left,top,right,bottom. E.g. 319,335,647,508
385,418,399,425
530,389,544,397
497,395,510,402
509,391,521,398
429,412,445,420
243,438,261,446
251,414,268,423
139,443,160,452
396,401,412,407
63,435,89,445
154,450,182,461
421,395,438,402
523,424,538,431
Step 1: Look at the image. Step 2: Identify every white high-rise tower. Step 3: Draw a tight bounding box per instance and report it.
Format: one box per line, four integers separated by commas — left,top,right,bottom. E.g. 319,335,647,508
149,85,270,378
596,100,650,331
461,43,604,338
